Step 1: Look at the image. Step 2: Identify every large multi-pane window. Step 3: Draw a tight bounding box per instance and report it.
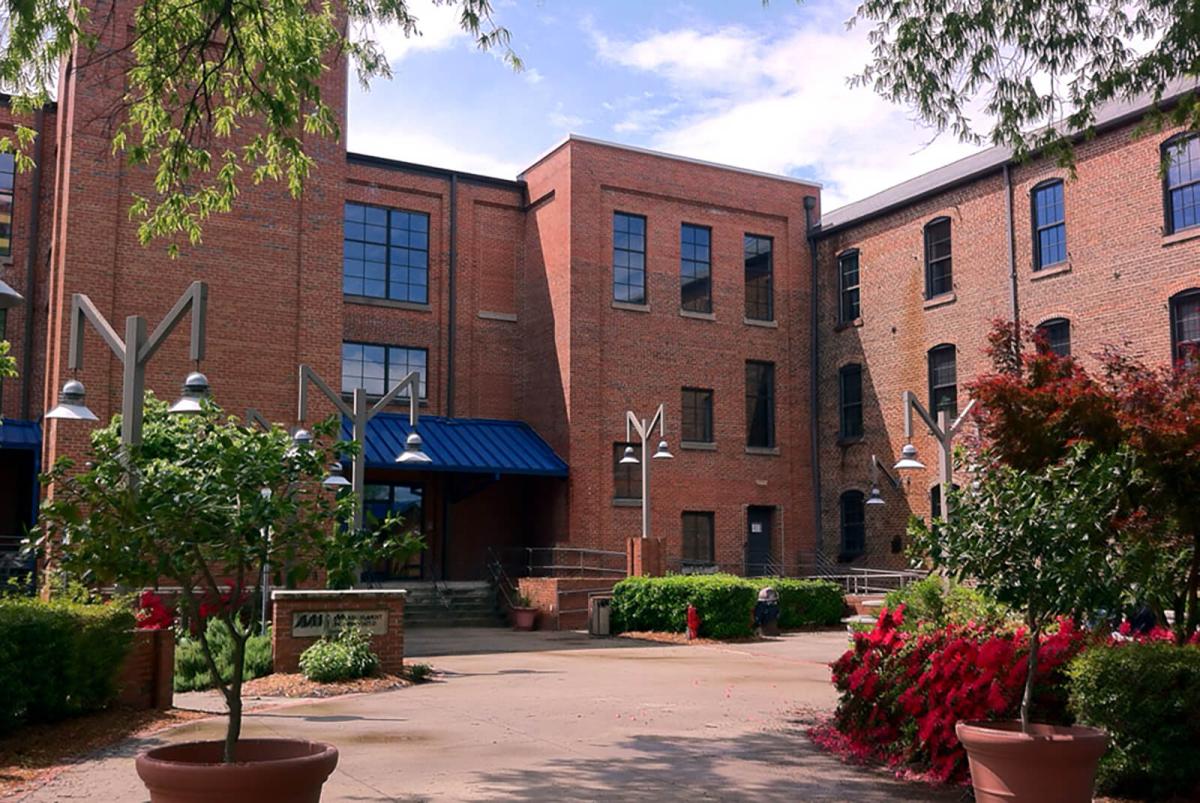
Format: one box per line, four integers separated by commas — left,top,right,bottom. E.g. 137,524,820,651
343,202,429,303
341,342,428,399
1171,289,1200,365
362,483,424,580
744,234,774,321
681,387,714,444
838,249,860,323
927,344,958,418
1032,180,1067,269
1164,135,1200,234
681,511,715,565
0,153,13,257
923,217,953,298
613,212,647,304
839,491,865,559
612,442,641,500
745,360,776,448
1036,318,1071,357
680,224,712,313
838,363,863,440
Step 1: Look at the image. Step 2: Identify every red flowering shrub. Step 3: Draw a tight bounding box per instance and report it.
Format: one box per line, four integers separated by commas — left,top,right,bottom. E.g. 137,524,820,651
134,590,175,630
830,606,1089,783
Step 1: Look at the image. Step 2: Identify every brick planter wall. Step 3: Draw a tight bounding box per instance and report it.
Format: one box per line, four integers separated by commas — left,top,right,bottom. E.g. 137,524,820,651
271,590,406,674
518,577,621,631
118,629,174,710
626,537,666,577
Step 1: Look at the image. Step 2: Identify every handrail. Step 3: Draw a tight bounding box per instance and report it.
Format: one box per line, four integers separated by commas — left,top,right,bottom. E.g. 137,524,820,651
484,546,519,610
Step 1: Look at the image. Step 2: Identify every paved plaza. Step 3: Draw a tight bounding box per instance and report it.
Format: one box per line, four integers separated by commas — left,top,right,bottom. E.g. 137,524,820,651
18,629,960,802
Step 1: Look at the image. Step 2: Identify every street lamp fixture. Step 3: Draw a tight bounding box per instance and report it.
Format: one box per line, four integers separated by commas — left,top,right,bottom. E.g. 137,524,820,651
46,378,99,421
894,391,976,518
167,371,211,414
396,431,433,464
321,462,352,489
893,443,925,471
866,485,886,506
621,403,673,540
0,279,23,310
866,454,901,507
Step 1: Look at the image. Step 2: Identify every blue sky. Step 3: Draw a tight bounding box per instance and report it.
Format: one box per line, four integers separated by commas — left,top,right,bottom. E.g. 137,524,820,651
346,0,983,211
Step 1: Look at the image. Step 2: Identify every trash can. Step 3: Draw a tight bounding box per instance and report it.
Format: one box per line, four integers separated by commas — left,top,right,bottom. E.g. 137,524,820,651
754,587,780,637
589,594,612,637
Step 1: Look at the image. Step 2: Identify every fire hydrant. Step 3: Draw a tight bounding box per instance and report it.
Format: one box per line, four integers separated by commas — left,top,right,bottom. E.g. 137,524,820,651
686,604,701,640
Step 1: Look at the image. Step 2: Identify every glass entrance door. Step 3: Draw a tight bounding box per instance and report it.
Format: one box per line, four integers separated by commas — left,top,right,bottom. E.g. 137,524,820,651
362,482,424,581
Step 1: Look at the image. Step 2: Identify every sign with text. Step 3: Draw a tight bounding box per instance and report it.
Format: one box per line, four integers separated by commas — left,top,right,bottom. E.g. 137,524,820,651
292,610,388,638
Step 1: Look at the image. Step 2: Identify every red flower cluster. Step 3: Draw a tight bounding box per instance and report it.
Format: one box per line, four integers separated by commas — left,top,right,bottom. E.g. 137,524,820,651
1114,621,1200,645
134,590,175,630
197,589,249,621
830,607,1088,783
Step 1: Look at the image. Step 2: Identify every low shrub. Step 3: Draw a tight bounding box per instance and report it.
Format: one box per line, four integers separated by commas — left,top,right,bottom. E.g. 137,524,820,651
299,626,379,683
883,576,1009,632
751,578,844,628
1068,641,1200,799
174,620,273,692
611,574,758,638
406,662,434,683
0,596,135,733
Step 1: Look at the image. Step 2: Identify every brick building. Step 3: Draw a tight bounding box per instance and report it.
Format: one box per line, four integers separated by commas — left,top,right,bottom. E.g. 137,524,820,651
0,7,1195,580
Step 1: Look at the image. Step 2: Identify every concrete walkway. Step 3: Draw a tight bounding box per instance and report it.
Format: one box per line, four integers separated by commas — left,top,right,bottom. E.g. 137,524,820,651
18,629,960,802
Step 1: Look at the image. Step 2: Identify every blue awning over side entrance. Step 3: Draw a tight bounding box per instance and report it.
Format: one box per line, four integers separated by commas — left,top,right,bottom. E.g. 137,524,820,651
344,414,568,477
0,419,40,450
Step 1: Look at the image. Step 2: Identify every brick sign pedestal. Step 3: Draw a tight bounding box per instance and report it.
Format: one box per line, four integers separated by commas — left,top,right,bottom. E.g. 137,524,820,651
271,590,406,674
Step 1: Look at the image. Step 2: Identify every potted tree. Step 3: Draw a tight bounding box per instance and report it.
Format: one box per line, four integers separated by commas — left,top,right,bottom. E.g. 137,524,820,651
909,443,1138,803
510,592,538,630
36,397,417,803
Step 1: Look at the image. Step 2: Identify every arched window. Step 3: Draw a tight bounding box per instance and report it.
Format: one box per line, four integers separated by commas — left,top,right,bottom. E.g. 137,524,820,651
1036,318,1071,357
1163,134,1200,234
927,344,957,419
1171,289,1200,365
923,217,952,298
838,363,863,440
839,491,865,560
1031,179,1067,269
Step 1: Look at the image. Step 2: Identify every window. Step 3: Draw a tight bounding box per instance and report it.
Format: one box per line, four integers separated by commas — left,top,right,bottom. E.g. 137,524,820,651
839,491,865,559
362,483,424,580
927,344,957,419
745,361,775,448
1164,135,1200,234
681,512,715,565
1171,289,1200,365
681,387,714,444
837,249,860,323
613,212,646,304
1036,318,1071,357
343,202,429,303
0,153,13,257
744,234,773,321
680,224,711,313
838,363,863,440
923,217,952,298
1032,180,1067,269
341,342,428,399
612,442,641,500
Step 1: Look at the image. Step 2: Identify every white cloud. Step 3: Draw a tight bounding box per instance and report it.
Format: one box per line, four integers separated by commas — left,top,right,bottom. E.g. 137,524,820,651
369,0,468,65
524,68,545,85
547,103,586,132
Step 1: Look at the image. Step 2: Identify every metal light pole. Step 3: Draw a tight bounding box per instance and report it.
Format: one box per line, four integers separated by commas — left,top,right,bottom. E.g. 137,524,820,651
893,390,976,517
45,282,210,446
866,454,901,506
297,365,430,530
619,404,674,539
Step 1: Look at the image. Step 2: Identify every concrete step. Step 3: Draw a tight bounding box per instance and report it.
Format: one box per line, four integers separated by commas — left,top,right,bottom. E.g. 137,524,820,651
406,616,507,628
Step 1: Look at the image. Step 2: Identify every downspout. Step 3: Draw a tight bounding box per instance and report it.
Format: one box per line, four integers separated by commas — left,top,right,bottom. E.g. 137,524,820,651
1004,163,1020,337
803,196,824,561
442,174,458,580
19,107,45,419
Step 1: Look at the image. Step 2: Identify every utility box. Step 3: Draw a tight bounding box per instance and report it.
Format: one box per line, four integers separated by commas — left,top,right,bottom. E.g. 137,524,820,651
589,594,612,637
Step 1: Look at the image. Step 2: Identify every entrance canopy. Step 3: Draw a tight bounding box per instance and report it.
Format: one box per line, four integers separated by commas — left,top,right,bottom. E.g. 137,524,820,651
0,419,40,451
345,414,568,477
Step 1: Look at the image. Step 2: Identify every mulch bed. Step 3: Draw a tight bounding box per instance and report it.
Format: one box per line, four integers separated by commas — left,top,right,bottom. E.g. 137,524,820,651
240,672,411,698
0,707,208,799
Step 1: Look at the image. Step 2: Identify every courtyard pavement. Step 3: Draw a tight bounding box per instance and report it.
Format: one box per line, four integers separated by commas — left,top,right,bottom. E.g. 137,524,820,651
18,629,962,802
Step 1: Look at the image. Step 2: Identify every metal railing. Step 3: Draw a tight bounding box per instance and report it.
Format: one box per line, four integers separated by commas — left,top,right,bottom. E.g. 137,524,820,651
800,563,927,595
484,547,520,609
498,546,628,578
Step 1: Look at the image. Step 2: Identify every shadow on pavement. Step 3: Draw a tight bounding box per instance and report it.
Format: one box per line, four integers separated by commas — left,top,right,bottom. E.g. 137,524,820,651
405,628,672,659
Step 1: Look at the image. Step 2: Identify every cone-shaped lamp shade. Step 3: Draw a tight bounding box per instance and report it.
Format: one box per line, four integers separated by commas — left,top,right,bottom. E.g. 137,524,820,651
619,445,638,465
395,431,432,464
321,462,351,488
168,371,210,414
652,440,673,459
46,379,98,421
866,486,885,506
893,443,925,471
0,279,23,310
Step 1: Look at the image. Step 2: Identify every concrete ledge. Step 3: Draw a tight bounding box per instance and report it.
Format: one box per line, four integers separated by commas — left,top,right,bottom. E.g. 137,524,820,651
272,589,408,599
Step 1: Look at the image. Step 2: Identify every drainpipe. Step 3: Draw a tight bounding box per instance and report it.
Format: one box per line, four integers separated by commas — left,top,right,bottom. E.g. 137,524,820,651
803,196,824,561
19,107,44,420
442,174,458,580
1003,163,1020,339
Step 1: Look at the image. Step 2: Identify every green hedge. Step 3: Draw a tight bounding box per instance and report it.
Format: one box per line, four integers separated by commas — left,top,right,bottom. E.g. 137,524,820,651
1068,642,1200,799
299,627,379,683
883,576,1009,632
0,597,134,733
611,575,845,639
174,619,273,692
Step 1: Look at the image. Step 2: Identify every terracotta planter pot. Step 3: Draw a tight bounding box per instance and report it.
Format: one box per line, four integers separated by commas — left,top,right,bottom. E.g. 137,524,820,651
136,738,338,803
511,606,538,631
956,721,1107,803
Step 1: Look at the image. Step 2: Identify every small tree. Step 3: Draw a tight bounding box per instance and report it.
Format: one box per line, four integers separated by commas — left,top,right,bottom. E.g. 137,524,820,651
909,444,1138,732
35,397,420,762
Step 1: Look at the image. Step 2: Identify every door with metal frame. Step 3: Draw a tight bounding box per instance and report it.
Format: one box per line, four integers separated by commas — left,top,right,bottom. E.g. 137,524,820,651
745,506,774,577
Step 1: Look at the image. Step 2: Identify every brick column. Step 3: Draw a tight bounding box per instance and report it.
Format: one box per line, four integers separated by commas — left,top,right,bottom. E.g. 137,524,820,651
271,590,406,674
626,537,666,577
118,629,175,710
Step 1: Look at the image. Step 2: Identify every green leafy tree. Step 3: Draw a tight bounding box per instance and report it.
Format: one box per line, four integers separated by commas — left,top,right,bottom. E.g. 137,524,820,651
0,0,516,254
909,444,1140,732
33,396,421,762
853,1,1199,164
0,339,14,379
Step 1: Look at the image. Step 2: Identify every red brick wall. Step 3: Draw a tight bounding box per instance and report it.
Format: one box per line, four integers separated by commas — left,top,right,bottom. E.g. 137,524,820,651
517,576,619,630
271,590,405,674
117,628,174,710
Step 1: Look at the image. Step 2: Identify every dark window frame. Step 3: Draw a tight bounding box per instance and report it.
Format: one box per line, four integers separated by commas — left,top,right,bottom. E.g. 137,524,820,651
681,387,714,444
1170,288,1200,366
839,490,865,559
0,153,14,258
343,201,430,303
837,248,861,323
1035,317,1071,357
680,223,712,313
743,233,774,321
1031,179,1067,270
927,344,958,419
745,360,776,448
613,211,648,305
341,341,429,400
681,511,716,565
1163,133,1200,235
923,217,953,299
612,442,642,501
838,363,864,440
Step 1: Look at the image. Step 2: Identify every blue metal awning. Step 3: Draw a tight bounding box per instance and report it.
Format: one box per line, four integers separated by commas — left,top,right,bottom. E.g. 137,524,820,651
344,414,568,477
0,419,40,450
